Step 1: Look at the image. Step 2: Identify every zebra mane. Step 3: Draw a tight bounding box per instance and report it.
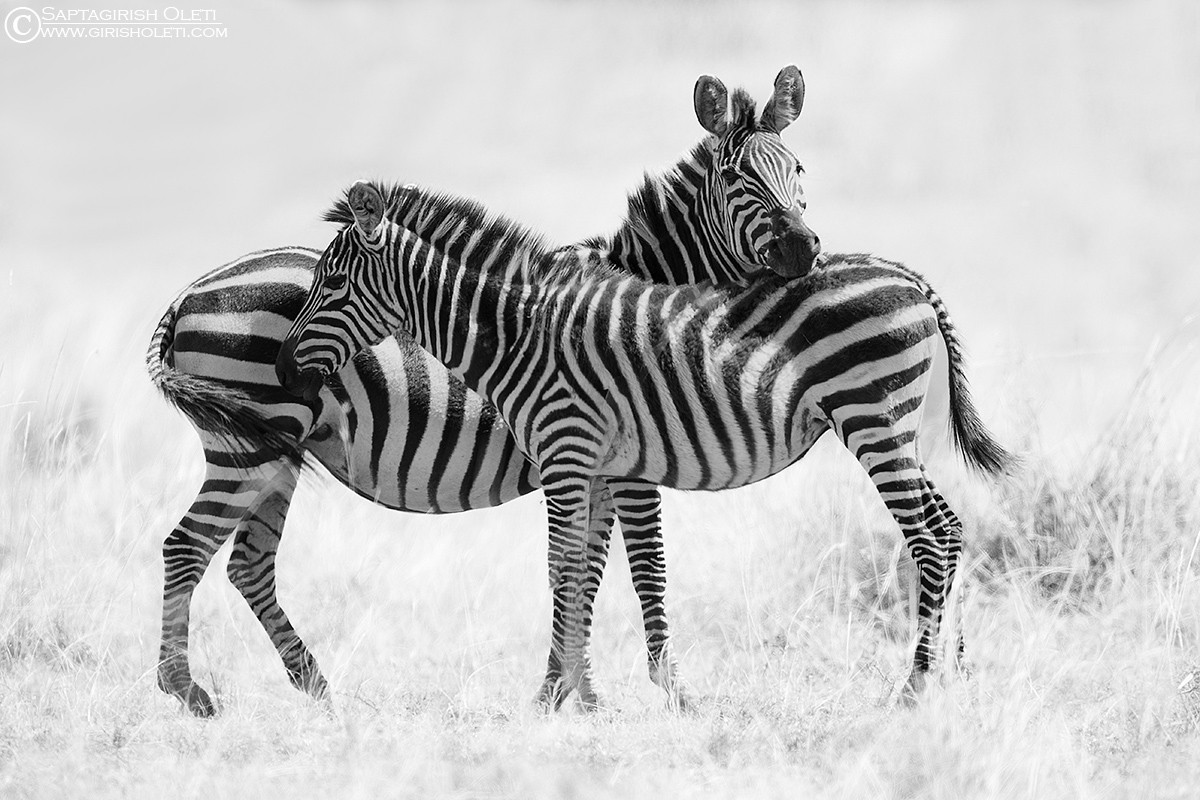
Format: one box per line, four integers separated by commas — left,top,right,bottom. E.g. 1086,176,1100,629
325,181,550,260
576,141,713,257
324,181,612,283
633,142,712,236
580,87,760,255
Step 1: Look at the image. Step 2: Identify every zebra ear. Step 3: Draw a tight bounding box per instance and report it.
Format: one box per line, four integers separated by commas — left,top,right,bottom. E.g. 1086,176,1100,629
347,181,385,235
760,65,805,133
694,75,730,136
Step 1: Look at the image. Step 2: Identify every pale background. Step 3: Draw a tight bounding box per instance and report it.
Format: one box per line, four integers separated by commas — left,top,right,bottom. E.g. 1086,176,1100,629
2,1,1199,797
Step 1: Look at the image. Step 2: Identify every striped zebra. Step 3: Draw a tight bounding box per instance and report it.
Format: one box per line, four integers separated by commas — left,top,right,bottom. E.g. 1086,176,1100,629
148,67,819,714
275,182,1012,705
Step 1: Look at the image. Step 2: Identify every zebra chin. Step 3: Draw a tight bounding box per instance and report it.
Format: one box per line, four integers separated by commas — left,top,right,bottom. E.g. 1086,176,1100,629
275,342,324,402
760,237,821,279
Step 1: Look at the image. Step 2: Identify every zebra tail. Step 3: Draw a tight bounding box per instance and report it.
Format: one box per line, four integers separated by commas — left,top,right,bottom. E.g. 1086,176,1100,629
922,283,1015,477
146,300,308,469
881,260,1016,477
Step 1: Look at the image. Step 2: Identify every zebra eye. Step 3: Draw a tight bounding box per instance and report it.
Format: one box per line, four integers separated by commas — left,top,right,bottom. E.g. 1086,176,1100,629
721,167,740,184
325,273,347,291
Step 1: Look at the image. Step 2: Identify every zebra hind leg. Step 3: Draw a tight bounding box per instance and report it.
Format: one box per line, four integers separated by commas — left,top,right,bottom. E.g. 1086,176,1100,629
158,446,283,716
226,463,330,702
608,480,695,712
921,467,969,676
535,479,614,712
849,429,950,704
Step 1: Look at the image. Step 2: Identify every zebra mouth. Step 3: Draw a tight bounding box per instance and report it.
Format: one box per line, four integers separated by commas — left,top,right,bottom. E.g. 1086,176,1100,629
760,240,811,278
278,364,323,403
276,341,325,402
291,369,324,403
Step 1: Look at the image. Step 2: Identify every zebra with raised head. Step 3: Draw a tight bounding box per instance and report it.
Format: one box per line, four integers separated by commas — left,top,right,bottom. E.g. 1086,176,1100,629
275,140,1011,706
149,67,820,714
599,65,818,284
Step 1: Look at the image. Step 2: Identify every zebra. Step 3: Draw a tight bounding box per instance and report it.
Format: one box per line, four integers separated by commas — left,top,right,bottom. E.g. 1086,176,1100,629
148,251,682,716
148,66,820,715
275,176,1012,706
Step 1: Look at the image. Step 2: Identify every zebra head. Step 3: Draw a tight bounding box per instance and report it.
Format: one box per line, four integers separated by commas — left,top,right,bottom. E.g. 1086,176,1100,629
277,182,400,401
694,65,821,279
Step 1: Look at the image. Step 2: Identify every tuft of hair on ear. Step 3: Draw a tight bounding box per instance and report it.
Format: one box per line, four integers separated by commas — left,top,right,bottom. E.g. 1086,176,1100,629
729,88,758,132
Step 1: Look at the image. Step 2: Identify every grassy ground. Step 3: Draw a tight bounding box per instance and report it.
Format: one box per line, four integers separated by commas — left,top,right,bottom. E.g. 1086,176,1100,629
3,1,1200,797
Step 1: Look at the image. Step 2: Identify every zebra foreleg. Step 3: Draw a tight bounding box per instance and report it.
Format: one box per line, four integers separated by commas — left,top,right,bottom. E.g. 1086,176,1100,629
537,472,602,712
608,480,694,712
226,464,329,702
536,480,614,710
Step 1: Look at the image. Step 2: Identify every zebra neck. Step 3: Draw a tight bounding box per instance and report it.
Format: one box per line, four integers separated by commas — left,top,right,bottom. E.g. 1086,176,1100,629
602,142,752,286
393,232,539,403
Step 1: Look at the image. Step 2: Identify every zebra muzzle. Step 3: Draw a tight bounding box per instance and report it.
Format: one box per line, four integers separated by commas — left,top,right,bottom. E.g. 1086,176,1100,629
763,212,821,279
276,340,324,402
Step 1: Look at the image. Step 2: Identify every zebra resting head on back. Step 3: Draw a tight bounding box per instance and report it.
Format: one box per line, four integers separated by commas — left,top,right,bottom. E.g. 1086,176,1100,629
277,179,1014,708
696,62,816,277
692,65,821,279
149,67,825,716
587,64,821,287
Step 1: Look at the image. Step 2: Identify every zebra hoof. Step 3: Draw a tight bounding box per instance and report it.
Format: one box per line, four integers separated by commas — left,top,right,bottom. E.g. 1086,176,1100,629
649,657,695,713
534,678,569,712
574,686,608,713
898,670,928,708
158,666,218,717
186,684,217,717
287,659,330,700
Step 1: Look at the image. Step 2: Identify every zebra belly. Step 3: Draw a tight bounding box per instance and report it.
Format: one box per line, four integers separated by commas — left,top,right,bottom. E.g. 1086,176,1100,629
596,408,828,491
320,338,539,513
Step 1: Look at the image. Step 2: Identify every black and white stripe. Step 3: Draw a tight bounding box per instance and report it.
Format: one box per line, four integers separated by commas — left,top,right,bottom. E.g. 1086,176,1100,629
149,67,822,714
278,178,1011,707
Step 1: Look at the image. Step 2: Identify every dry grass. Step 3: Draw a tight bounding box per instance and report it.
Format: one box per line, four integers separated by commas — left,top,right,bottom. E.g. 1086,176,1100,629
3,306,1200,797
3,0,1200,797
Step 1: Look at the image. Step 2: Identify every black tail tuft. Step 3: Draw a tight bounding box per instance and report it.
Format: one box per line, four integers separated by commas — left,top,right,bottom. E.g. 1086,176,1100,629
146,301,307,469
934,296,1017,477
945,363,1017,476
